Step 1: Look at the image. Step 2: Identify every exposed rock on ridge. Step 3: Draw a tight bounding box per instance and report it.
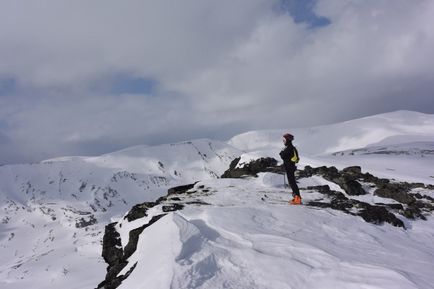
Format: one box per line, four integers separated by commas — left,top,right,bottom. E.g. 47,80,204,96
222,158,434,228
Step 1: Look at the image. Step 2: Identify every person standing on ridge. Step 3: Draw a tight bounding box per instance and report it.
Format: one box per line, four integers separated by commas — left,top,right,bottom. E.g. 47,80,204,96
279,133,301,205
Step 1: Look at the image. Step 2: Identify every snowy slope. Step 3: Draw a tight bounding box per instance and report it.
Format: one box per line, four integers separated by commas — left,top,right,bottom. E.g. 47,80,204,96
0,139,240,289
228,111,434,184
229,110,434,155
317,141,434,184
113,174,434,289
1,111,433,289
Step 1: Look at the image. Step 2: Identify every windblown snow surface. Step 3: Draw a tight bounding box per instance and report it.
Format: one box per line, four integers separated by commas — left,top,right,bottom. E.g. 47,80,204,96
1,110,434,289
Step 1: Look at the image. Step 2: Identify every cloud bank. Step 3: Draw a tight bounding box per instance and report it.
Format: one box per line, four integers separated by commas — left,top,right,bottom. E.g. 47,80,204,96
1,0,433,163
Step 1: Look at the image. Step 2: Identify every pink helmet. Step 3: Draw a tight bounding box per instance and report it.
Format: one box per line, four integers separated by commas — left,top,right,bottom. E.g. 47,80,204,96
283,133,294,141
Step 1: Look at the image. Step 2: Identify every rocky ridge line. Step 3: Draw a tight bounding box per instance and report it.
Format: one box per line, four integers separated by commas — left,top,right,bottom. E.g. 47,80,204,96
96,158,434,288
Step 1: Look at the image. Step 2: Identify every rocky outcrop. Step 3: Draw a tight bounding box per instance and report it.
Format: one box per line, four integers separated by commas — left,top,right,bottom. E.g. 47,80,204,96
98,214,167,289
337,176,366,196
102,223,123,268
75,215,97,228
306,185,405,227
374,183,414,204
124,201,159,222
298,166,367,195
221,157,279,178
97,184,198,289
99,223,125,289
305,166,433,226
167,183,197,195
223,158,433,228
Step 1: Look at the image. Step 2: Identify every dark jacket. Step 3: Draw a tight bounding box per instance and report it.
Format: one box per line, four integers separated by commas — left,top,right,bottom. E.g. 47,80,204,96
279,143,298,171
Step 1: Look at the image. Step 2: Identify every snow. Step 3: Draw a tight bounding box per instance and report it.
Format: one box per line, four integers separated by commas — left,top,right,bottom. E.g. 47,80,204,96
1,110,434,289
229,110,434,156
313,154,434,185
116,174,434,288
118,214,181,289
0,139,239,289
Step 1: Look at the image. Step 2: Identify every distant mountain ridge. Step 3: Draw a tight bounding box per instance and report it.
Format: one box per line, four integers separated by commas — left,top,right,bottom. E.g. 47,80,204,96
229,110,434,155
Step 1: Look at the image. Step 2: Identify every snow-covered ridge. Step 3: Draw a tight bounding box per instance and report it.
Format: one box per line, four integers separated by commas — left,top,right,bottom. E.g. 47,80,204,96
228,110,434,155
331,141,434,157
0,139,240,289
43,138,240,179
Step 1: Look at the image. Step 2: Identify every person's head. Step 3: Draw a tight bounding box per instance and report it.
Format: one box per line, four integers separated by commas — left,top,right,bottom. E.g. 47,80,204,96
282,133,294,145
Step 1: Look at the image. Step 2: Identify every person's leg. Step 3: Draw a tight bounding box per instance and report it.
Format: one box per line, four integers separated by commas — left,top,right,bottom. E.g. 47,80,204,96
286,169,300,197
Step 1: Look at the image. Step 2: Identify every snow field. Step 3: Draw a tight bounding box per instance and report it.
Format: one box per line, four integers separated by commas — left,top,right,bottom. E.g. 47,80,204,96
115,173,434,289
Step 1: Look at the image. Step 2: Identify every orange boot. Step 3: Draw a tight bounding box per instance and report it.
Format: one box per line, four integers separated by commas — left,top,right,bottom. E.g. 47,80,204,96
290,195,302,205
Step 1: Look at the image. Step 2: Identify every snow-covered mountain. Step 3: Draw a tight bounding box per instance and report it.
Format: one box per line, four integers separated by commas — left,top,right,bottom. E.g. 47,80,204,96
229,110,434,184
1,111,434,289
229,110,434,155
0,139,240,289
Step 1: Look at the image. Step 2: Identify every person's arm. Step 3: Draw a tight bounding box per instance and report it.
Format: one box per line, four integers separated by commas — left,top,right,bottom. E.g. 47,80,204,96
279,146,291,161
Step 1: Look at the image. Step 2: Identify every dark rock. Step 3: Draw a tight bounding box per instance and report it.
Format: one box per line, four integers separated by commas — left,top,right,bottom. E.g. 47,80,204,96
156,196,167,203
101,222,123,268
167,183,196,195
413,193,423,199
358,205,404,228
329,194,355,211
98,214,167,289
306,186,353,211
306,185,332,195
421,202,434,211
374,184,415,204
413,201,427,209
403,203,428,220
162,203,184,212
409,183,425,189
298,165,315,178
185,200,211,206
221,157,278,178
360,172,377,183
338,177,367,196
342,166,362,175
75,215,97,228
306,166,367,196
124,202,156,222
222,157,241,176
305,201,330,208
101,261,128,289
376,178,391,186
306,185,405,228
375,203,404,210
320,166,340,180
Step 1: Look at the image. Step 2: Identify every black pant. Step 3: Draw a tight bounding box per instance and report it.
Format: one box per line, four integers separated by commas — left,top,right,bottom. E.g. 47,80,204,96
285,166,300,197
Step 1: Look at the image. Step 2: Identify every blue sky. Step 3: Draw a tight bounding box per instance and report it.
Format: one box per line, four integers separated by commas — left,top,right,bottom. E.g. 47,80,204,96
280,0,330,27
0,78,15,96
1,0,434,164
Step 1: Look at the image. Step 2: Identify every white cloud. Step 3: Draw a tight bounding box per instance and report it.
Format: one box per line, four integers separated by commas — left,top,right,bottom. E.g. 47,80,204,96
0,0,273,87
